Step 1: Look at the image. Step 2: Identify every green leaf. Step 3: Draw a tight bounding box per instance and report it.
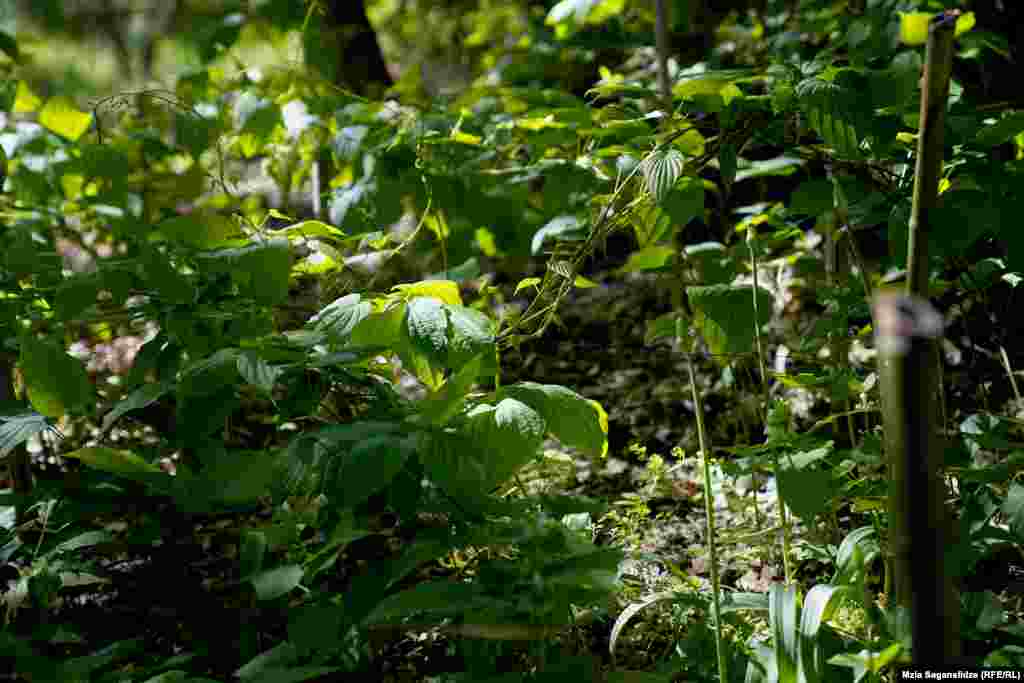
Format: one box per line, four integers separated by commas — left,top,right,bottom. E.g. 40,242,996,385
790,179,834,216
236,352,282,394
38,97,92,141
497,382,608,458
101,380,174,434
661,177,704,228
420,356,483,426
719,143,737,190
240,531,267,580
424,399,546,502
976,111,1024,147
333,434,417,509
351,304,405,349
175,450,279,511
251,564,304,601
20,339,96,418
532,215,586,256
61,447,163,475
769,584,800,683
687,284,773,356
0,413,49,458
157,214,236,248
796,72,872,158
0,31,21,62
237,239,292,304
393,280,462,305
272,220,345,240
54,275,99,319
405,297,449,368
367,581,485,623
641,149,685,203
799,585,850,682
735,156,802,182
444,305,496,372
308,294,372,342
619,246,675,273
682,241,736,284
776,467,834,521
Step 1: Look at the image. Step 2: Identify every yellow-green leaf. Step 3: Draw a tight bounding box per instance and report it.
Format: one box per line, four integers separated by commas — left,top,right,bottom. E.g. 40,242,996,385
574,275,599,288
475,227,498,257
514,277,542,295
899,13,931,46
13,81,41,113
39,97,93,141
392,280,462,305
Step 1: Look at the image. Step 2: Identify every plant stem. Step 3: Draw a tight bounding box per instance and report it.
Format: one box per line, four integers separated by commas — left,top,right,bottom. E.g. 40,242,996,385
681,317,727,683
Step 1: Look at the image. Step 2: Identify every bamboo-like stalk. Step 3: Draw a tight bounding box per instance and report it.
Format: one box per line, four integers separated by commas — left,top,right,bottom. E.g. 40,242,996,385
875,293,959,665
879,11,962,666
654,0,672,116
906,12,957,299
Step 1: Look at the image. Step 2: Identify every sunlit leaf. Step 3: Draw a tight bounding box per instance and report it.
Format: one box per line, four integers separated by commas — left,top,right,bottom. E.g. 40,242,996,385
39,97,93,141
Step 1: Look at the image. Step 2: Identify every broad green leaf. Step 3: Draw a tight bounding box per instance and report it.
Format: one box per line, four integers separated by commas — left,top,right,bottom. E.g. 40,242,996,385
799,585,851,682
38,97,92,141
251,564,304,601
20,339,96,418
272,220,345,240
176,450,280,511
61,447,162,475
240,530,267,580
720,143,738,195
101,380,174,434
661,178,704,229
367,581,485,623
619,246,674,273
532,215,586,256
790,179,834,216
644,312,683,346
157,214,236,248
682,242,736,284
0,413,49,459
776,467,833,521
393,280,462,305
796,72,872,158
351,303,405,349
641,149,685,203
55,530,113,553
239,239,292,304
308,294,372,342
333,434,417,509
977,112,1024,147
424,399,545,502
54,275,100,319
420,355,483,426
687,284,773,356
769,584,800,683
497,382,608,458
236,352,282,394
444,304,496,372
13,81,41,113
900,11,975,46
0,32,20,63
404,297,449,367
